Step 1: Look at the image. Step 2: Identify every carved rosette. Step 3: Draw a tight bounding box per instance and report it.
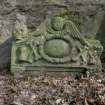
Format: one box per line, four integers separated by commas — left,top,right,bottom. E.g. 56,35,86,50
39,34,73,63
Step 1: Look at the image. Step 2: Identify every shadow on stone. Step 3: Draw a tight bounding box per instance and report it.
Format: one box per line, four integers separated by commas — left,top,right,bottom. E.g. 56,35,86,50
0,37,13,70
96,14,105,62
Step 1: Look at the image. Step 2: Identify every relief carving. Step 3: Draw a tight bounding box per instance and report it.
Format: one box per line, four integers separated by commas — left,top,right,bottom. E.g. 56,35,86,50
11,13,103,77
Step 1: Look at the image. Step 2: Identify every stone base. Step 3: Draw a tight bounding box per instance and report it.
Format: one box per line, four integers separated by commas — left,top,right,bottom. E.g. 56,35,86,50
11,65,96,78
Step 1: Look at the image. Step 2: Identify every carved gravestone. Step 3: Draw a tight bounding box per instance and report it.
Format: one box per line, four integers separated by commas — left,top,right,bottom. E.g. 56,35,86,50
11,14,103,77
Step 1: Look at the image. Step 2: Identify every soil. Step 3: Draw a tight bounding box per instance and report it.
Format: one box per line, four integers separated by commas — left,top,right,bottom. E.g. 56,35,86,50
0,69,105,105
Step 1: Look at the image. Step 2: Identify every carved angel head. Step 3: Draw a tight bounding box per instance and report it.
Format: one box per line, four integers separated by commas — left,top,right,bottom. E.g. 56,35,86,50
51,16,65,31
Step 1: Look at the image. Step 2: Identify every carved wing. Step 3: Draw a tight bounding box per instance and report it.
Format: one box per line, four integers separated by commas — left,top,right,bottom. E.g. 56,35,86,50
66,20,89,46
66,21,82,39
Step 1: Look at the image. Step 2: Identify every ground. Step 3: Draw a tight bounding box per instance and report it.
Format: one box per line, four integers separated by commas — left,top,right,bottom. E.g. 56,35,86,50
0,69,105,105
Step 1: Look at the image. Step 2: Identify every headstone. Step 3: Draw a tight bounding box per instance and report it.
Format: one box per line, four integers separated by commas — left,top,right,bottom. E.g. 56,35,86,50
11,13,103,77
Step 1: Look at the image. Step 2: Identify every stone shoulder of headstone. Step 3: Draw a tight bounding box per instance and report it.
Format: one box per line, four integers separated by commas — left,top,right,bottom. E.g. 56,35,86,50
85,37,103,56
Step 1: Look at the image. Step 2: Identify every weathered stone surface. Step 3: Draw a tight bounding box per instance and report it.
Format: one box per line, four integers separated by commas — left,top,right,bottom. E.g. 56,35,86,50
11,15,103,77
0,0,105,68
